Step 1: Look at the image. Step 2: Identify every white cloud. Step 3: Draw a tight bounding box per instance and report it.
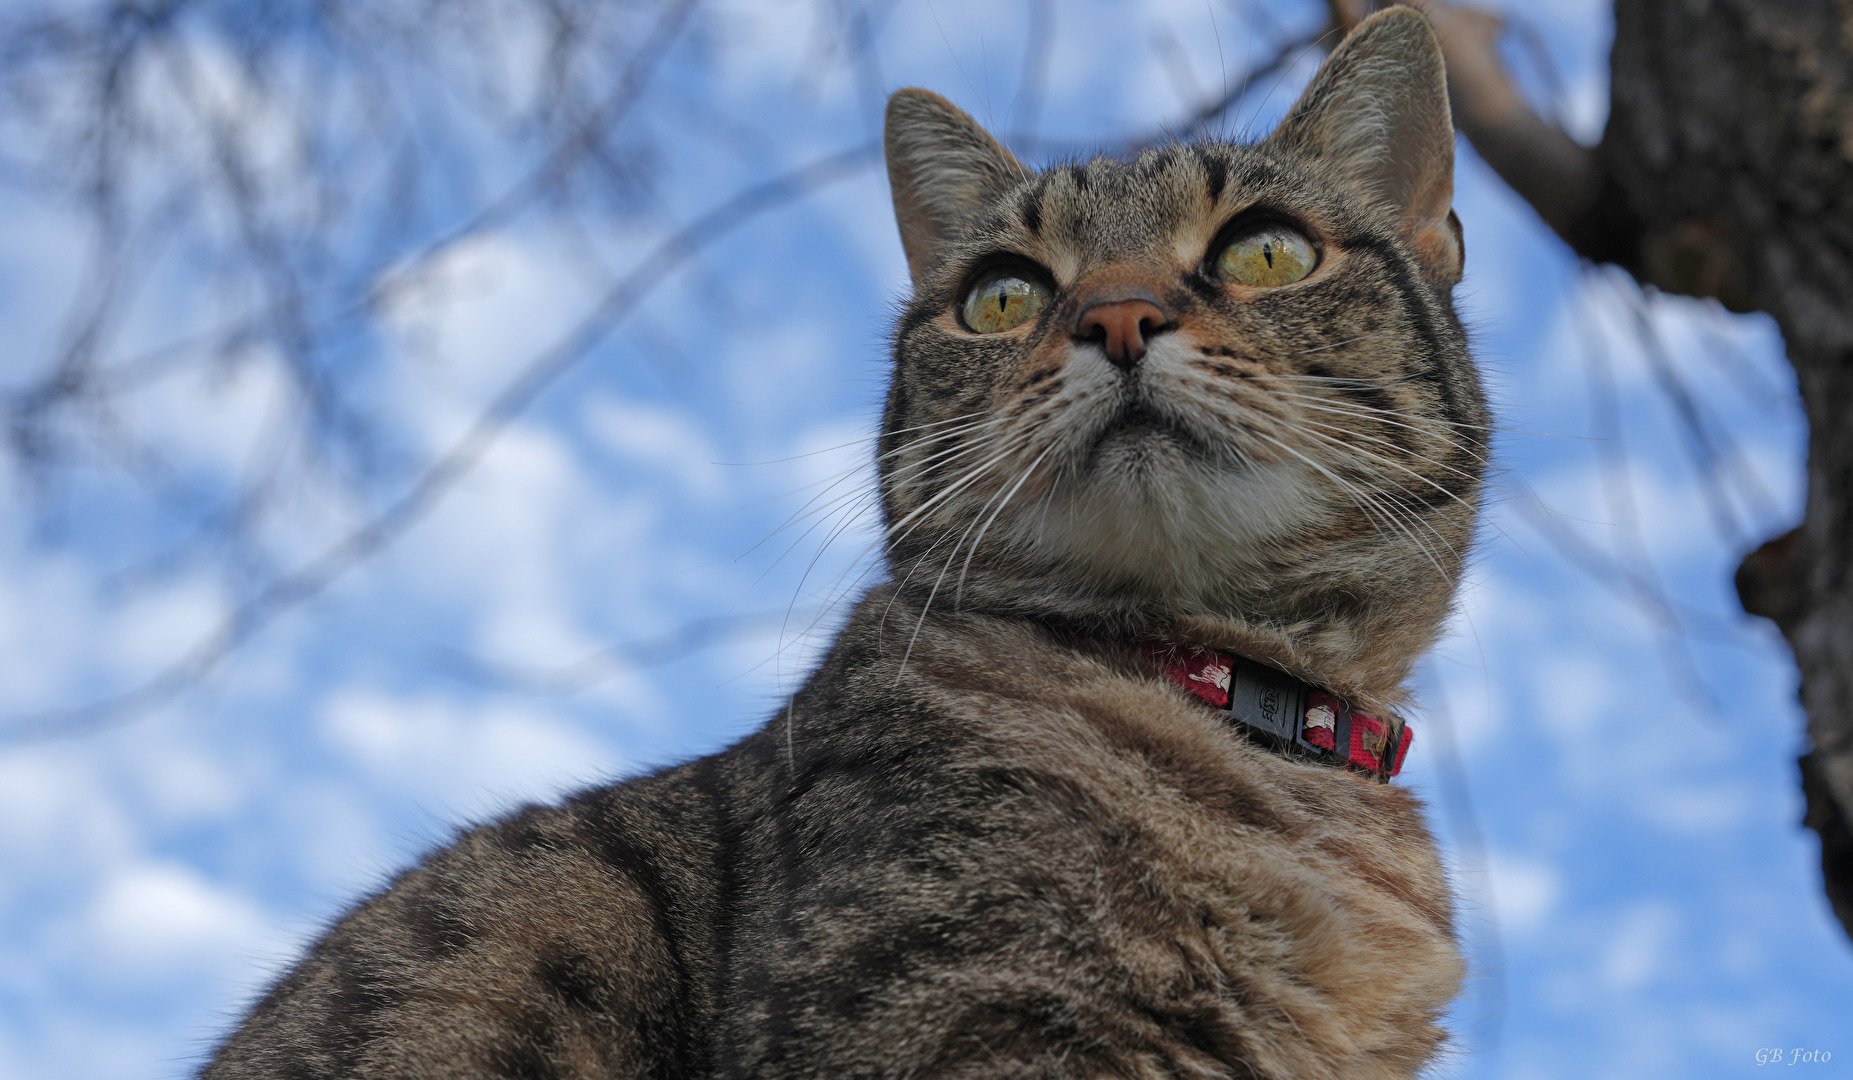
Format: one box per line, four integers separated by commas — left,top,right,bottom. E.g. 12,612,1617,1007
1632,778,1752,836
125,347,293,484
705,0,827,99
0,751,132,868
128,741,245,825
1523,649,1616,746
320,689,616,818
1555,67,1610,146
84,862,269,980
825,169,914,306
267,778,404,902
583,394,725,500
1602,900,1679,990
1522,452,1732,578
102,580,225,685
0,550,92,709
716,319,846,437
1486,853,1563,935
385,419,637,668
381,231,597,448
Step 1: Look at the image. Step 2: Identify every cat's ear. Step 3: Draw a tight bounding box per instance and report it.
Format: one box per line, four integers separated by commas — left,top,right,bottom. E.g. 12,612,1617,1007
885,89,1026,287
1271,7,1462,286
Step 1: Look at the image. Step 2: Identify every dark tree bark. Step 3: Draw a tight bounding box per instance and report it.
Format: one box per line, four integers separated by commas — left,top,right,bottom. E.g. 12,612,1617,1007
1603,0,1853,940
1336,0,1853,938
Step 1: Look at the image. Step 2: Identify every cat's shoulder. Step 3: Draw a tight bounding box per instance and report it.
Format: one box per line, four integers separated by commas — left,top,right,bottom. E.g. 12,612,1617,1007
204,761,733,1079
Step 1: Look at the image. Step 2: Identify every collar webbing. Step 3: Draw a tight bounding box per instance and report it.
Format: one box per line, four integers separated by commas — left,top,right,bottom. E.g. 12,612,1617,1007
1142,642,1412,782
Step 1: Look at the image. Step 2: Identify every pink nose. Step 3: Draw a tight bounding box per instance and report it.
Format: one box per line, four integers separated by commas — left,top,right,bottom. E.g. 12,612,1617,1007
1074,299,1169,370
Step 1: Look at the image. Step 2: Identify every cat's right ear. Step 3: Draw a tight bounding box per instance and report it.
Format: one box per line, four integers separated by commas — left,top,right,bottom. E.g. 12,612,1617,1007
885,89,1026,287
1270,7,1462,287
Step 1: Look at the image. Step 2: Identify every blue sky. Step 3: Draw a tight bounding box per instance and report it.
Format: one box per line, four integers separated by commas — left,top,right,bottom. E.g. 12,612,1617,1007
0,1,1845,1077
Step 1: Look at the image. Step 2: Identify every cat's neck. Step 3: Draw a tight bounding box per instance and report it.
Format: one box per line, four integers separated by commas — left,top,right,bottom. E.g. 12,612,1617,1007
873,578,1418,717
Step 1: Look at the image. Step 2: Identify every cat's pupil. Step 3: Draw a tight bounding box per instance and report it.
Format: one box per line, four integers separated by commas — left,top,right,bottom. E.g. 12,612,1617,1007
997,293,1007,313
1263,243,1275,268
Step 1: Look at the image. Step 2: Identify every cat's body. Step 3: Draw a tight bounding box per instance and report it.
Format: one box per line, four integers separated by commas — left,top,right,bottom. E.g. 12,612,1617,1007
209,591,1457,1080
206,10,1486,1078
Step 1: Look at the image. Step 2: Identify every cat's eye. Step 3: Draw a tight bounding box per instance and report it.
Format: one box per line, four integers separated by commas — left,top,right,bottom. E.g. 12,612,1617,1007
1214,224,1317,287
960,271,1051,334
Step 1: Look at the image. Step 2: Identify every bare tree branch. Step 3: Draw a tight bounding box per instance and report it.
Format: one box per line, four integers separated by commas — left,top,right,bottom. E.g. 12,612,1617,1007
0,18,1326,741
1571,268,1722,719
0,141,880,744
1008,0,1053,147
439,611,802,695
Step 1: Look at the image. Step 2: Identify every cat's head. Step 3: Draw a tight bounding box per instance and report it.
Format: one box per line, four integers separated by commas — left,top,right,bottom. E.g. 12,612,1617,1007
876,7,1487,704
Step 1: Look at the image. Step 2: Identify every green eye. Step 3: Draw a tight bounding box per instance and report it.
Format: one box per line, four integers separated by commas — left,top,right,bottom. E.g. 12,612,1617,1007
1215,223,1317,287
961,272,1051,333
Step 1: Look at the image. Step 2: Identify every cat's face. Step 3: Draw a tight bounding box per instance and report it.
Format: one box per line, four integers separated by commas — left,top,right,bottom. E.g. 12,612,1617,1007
877,9,1488,688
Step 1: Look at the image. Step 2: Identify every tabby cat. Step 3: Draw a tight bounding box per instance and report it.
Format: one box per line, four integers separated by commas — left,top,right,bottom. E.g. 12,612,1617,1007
205,8,1487,1078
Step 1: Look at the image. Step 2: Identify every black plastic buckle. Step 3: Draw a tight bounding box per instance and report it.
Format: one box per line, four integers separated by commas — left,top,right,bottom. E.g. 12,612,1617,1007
1226,657,1306,750
1224,656,1372,775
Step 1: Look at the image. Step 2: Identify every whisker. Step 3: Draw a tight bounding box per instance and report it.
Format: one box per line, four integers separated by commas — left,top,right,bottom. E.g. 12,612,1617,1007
885,429,1049,678
1288,427,1470,561
1247,427,1455,580
719,412,994,490
752,422,1038,662
789,426,1037,683
1288,419,1550,574
877,413,1015,460
1289,415,1553,522
955,439,1059,606
1263,389,1496,459
1290,334,1376,356
755,418,1023,567
884,435,1036,546
1291,417,1485,498
1264,384,1497,437
1261,380,1498,431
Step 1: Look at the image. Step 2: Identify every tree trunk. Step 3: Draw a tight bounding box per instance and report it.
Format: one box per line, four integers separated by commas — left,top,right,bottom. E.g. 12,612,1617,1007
1590,0,1853,939
1336,0,1853,937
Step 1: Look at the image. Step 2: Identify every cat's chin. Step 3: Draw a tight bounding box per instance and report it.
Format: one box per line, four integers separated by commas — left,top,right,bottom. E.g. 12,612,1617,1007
1009,453,1323,603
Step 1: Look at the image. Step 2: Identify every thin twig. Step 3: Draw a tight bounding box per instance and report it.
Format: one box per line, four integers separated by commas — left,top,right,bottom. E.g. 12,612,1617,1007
0,142,880,744
439,610,798,695
2,19,1319,740
1573,267,1722,719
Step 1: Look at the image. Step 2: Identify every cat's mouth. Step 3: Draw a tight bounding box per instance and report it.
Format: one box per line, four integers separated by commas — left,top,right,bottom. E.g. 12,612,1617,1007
1086,402,1215,467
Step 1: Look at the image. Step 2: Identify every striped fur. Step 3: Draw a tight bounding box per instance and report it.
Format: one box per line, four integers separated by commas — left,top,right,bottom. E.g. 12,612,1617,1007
204,9,1481,1078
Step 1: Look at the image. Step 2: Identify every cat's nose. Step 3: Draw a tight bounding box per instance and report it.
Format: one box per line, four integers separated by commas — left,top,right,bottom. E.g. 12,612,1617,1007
1074,297,1171,370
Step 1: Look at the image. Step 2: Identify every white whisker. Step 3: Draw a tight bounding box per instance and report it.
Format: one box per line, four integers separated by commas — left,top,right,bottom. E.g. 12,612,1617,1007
955,440,1059,606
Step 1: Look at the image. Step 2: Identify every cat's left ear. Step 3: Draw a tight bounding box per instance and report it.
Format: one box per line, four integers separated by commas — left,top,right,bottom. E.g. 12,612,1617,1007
1271,7,1462,287
885,89,1027,287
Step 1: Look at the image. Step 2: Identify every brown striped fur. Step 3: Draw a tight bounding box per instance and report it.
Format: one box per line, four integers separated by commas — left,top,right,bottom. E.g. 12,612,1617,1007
205,9,1482,1078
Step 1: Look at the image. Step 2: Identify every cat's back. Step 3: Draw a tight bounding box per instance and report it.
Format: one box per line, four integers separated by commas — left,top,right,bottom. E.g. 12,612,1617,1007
203,754,738,1079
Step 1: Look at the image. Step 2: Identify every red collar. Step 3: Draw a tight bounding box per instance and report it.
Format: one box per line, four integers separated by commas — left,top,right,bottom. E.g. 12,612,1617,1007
1143,642,1411,782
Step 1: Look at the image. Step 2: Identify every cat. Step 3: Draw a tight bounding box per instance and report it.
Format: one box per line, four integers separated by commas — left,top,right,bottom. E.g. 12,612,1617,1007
203,7,1486,1078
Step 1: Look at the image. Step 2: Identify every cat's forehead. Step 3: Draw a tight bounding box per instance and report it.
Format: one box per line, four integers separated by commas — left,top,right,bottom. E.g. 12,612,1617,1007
988,144,1321,266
